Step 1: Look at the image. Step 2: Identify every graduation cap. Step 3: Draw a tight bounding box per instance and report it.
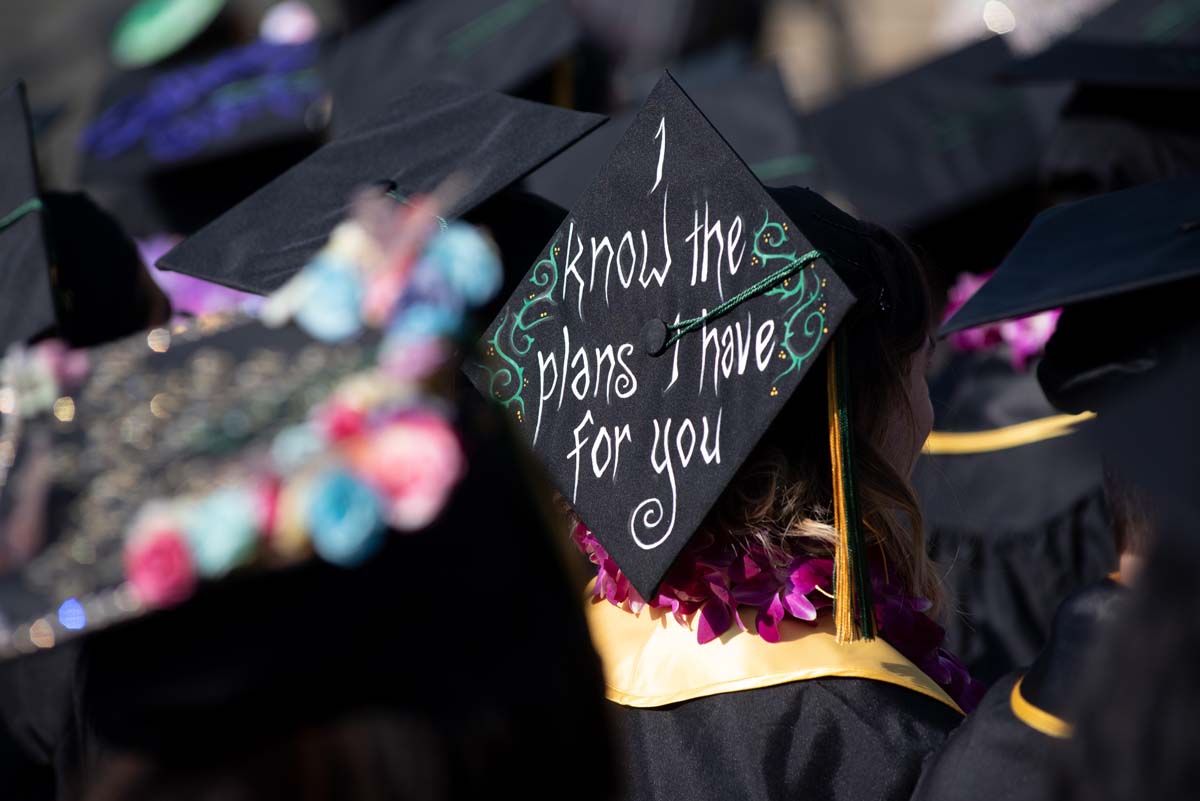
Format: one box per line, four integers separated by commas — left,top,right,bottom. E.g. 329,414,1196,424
0,212,614,792
942,177,1200,411
527,64,822,210
1,82,166,353
80,40,331,235
158,79,603,294
323,0,583,136
809,36,1064,234
1004,0,1200,89
0,83,56,352
943,177,1200,332
1040,84,1200,202
468,72,891,641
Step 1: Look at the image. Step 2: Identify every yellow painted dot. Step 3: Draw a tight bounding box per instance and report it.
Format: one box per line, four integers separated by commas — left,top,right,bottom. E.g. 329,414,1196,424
823,328,829,334
53,396,75,422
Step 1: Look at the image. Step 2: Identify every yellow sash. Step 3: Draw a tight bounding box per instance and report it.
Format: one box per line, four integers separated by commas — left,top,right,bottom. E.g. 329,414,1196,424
585,596,963,714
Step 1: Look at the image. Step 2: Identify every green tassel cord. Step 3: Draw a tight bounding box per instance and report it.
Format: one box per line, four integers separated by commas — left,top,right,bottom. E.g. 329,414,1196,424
828,328,876,642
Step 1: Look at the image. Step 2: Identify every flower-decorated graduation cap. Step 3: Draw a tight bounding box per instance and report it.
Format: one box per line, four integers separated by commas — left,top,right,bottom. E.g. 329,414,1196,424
323,0,583,135
1,82,166,352
0,187,515,660
157,79,604,294
1003,0,1200,89
0,202,614,795
942,177,1200,412
468,72,882,641
527,64,823,210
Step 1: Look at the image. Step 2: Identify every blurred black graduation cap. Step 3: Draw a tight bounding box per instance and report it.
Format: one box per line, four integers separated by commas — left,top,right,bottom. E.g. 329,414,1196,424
1040,84,1200,201
1,82,165,353
467,72,885,601
1002,2,1200,200
807,36,1068,277
943,177,1200,412
0,82,56,352
1003,0,1200,89
527,64,823,210
79,39,332,236
323,0,584,136
158,79,603,294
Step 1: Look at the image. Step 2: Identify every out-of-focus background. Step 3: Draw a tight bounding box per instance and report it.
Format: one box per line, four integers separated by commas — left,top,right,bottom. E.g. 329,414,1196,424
2,0,1106,186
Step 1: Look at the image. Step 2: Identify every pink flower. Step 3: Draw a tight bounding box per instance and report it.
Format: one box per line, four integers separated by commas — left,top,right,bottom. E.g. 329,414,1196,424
343,412,464,531
35,340,90,391
256,477,282,540
318,402,367,441
944,271,1060,370
124,527,197,609
363,267,412,327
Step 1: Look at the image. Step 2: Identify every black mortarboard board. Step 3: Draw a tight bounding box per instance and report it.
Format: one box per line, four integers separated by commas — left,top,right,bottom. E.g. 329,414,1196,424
467,73,870,606
2,83,165,353
324,0,582,136
943,177,1200,334
157,79,604,294
526,64,821,210
808,36,1065,235
1003,0,1200,89
1039,83,1200,204
0,82,57,352
79,40,331,236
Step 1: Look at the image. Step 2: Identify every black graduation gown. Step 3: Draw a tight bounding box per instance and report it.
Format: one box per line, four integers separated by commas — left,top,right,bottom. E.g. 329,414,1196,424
586,599,964,801
914,350,1116,683
909,579,1125,801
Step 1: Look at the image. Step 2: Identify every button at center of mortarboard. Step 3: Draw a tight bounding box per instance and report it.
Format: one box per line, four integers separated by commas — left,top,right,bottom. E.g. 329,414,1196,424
641,318,668,356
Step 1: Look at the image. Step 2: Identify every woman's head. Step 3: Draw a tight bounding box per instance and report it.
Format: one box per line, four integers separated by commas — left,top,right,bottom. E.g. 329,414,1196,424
704,193,939,609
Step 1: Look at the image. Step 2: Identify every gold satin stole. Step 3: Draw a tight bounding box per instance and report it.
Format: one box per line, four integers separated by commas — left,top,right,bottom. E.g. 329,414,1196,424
585,596,963,714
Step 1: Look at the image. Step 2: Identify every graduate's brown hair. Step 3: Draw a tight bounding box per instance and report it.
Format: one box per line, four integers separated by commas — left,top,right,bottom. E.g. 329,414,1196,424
704,222,943,614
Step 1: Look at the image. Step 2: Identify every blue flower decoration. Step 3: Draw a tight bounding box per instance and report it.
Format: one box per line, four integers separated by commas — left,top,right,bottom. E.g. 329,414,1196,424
308,470,386,567
388,299,464,340
270,423,324,473
184,488,260,577
422,223,502,307
294,255,364,343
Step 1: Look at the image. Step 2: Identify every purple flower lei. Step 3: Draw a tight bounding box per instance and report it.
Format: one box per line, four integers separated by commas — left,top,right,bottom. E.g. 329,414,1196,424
572,525,986,712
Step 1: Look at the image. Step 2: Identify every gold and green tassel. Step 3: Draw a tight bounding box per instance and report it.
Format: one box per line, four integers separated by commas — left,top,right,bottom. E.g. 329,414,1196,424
827,329,876,643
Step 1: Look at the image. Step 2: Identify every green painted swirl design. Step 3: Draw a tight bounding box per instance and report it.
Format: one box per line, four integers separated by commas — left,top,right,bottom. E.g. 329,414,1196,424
753,210,827,384
480,240,560,416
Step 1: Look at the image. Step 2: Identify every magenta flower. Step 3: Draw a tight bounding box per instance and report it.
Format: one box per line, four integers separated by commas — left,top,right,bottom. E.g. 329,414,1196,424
344,412,463,531
124,526,198,609
943,270,1060,371
574,524,986,712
